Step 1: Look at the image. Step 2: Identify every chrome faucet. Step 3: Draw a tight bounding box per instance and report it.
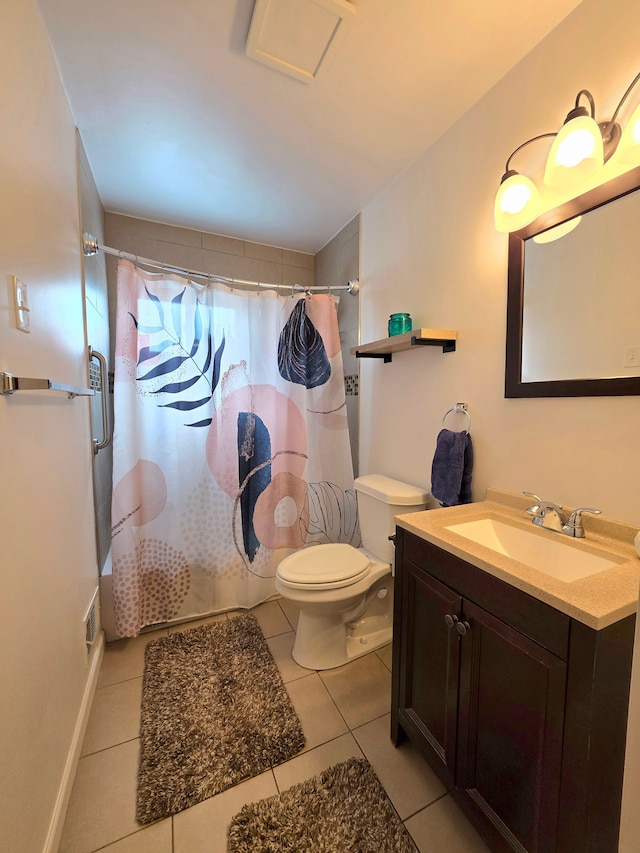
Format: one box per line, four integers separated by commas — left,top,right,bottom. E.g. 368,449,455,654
523,492,601,538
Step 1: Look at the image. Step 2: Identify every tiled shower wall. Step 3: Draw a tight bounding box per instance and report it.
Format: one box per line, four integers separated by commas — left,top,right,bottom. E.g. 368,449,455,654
314,215,360,476
78,135,112,574
104,214,314,366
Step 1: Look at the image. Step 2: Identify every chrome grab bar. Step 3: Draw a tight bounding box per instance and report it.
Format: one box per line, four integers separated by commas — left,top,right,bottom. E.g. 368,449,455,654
88,347,112,454
1,371,94,398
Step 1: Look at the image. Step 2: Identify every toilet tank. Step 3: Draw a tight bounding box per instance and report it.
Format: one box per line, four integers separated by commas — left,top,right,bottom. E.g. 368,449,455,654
354,475,429,564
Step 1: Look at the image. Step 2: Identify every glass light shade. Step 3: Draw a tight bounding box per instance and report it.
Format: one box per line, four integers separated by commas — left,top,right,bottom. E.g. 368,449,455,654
532,216,581,244
617,104,640,164
494,172,542,233
544,114,604,188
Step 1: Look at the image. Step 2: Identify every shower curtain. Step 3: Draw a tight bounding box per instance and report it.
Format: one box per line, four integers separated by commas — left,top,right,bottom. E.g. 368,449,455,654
111,260,357,637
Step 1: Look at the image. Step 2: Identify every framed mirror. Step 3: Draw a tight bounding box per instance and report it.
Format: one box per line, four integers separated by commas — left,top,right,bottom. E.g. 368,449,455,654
505,164,640,397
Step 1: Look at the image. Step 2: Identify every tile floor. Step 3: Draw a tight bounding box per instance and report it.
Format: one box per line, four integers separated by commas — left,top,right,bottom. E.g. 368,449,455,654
59,599,491,853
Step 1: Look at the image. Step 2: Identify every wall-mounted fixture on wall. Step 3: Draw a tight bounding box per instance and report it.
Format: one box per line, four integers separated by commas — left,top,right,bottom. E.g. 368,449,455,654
494,70,640,234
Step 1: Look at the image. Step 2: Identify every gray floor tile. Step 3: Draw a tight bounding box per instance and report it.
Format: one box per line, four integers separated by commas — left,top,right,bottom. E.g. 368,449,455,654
319,650,391,728
246,599,291,637
173,771,277,853
277,596,300,630
266,631,310,683
353,713,446,819
273,732,363,792
286,672,349,750
405,795,492,853
98,629,167,688
81,677,143,756
97,819,172,852
58,739,141,853
376,641,393,670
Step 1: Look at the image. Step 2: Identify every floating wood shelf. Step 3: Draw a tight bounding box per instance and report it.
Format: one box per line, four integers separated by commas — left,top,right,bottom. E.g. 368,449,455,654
351,328,457,363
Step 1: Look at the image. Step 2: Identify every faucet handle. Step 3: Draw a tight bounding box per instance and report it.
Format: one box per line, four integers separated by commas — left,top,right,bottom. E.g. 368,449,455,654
523,491,543,516
565,507,601,537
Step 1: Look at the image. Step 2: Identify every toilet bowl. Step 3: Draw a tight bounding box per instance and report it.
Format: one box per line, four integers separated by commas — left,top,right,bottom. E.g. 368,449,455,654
275,475,428,670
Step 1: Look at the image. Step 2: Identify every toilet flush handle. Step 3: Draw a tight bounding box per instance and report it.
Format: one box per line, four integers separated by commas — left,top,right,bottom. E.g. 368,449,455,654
388,534,396,545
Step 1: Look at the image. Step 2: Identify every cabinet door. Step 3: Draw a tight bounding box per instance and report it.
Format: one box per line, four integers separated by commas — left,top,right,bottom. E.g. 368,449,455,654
456,599,567,853
399,563,461,788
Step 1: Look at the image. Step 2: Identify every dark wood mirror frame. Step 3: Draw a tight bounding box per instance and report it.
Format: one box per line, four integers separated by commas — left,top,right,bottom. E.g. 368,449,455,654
505,163,640,397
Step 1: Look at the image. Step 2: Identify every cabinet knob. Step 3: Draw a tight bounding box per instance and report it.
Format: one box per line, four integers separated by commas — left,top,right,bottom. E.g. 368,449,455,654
456,620,471,636
444,614,459,628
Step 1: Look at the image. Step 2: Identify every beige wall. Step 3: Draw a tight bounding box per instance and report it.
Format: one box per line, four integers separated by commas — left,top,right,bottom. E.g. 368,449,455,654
0,2,102,851
2,0,639,847
360,0,640,527
315,215,360,475
359,0,640,846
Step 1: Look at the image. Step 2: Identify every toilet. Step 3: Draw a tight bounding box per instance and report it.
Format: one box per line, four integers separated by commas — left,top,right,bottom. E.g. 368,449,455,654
275,475,428,670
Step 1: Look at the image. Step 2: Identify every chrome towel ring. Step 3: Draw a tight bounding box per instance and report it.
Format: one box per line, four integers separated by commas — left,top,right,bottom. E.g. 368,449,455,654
442,402,471,433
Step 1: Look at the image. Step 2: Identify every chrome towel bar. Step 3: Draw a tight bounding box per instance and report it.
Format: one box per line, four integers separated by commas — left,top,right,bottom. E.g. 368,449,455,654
1,371,94,399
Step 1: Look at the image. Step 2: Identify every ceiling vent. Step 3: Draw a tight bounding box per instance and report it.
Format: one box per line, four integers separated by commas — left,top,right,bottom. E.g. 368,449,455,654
246,0,356,84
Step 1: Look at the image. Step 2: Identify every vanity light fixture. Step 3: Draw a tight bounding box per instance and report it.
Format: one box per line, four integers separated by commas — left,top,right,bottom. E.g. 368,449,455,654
494,69,640,234
494,133,553,232
543,90,614,189
618,102,640,163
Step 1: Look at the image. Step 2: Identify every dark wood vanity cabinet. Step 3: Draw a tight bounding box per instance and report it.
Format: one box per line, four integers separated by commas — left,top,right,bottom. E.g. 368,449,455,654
391,527,636,853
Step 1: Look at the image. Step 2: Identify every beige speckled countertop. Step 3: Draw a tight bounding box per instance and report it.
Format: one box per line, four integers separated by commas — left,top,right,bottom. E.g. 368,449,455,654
395,487,640,630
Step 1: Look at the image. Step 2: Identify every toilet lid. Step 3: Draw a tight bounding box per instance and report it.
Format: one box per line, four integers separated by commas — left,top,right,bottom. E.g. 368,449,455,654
277,543,371,586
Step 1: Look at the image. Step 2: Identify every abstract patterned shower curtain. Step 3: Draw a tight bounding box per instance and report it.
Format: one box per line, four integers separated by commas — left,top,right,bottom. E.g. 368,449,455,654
111,260,357,637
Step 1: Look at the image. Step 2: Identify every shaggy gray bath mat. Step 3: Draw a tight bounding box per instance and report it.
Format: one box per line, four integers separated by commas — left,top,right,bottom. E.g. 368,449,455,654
227,757,418,852
136,613,305,823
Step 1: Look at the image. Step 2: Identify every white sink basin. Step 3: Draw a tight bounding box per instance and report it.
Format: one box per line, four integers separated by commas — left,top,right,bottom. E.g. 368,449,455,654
445,518,620,582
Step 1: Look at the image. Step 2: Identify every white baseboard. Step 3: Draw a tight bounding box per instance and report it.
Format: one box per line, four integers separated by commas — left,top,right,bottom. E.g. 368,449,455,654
43,631,105,853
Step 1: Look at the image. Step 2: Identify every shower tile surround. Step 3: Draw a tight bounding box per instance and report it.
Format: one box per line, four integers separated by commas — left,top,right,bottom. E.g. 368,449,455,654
104,214,315,343
104,213,317,400
59,600,490,853
314,214,360,476
102,221,312,397
80,138,113,574
345,373,359,395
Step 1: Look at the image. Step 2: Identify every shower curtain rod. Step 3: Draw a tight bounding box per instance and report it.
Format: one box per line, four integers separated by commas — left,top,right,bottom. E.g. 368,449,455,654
82,233,360,295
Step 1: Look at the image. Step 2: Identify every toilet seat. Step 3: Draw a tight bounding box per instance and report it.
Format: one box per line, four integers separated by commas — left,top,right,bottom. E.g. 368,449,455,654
276,543,372,590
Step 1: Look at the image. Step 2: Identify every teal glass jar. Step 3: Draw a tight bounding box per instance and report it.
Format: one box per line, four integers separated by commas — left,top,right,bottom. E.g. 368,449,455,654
388,312,412,336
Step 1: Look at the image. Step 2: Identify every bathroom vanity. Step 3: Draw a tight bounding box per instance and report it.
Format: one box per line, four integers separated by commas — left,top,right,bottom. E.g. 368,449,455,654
391,489,640,853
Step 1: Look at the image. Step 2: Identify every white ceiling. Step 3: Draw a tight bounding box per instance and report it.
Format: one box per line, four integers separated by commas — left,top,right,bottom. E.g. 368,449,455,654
36,0,583,253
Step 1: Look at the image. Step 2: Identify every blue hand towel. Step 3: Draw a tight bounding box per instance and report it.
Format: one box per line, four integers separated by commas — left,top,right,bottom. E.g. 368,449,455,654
430,429,474,507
